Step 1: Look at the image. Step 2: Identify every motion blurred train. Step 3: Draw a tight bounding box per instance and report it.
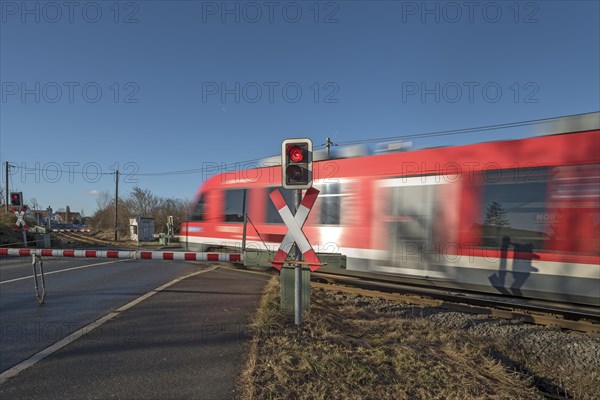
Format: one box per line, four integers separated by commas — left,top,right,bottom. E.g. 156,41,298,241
181,113,600,306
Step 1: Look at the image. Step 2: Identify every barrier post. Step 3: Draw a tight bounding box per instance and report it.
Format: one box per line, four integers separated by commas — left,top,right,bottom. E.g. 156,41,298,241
31,254,46,304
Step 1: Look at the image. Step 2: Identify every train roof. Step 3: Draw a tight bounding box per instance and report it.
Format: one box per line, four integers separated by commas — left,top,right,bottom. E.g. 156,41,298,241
257,112,600,165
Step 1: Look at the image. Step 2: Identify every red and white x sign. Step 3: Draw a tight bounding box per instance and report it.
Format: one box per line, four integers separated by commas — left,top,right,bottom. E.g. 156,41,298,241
13,207,28,230
270,187,322,271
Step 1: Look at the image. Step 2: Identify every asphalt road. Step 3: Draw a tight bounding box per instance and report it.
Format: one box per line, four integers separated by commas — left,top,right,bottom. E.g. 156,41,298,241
0,257,270,399
0,257,200,372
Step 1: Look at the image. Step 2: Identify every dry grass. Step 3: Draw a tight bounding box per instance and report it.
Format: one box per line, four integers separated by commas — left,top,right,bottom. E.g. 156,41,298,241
238,278,544,400
491,335,600,399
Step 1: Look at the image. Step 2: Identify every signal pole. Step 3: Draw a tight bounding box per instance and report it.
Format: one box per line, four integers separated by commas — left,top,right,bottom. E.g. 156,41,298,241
5,161,9,214
294,189,302,326
324,137,337,158
280,138,315,326
114,170,119,241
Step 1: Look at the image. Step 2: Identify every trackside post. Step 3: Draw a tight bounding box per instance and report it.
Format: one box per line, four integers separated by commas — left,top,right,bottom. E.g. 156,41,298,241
273,138,324,326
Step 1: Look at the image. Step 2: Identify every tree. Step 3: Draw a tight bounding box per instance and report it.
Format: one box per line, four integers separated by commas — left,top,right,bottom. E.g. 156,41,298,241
484,201,510,227
88,187,191,235
124,187,160,217
96,191,113,210
29,197,40,211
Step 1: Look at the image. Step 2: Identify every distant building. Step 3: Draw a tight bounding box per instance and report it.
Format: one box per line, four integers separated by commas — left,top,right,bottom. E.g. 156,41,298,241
31,209,52,225
54,206,83,225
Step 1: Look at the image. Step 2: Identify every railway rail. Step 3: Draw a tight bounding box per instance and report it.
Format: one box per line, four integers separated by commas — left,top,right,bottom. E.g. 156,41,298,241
217,264,599,335
310,271,600,335
54,231,115,247
53,231,154,249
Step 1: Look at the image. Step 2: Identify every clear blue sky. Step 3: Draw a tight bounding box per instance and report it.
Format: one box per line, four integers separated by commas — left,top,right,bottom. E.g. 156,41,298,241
1,0,599,215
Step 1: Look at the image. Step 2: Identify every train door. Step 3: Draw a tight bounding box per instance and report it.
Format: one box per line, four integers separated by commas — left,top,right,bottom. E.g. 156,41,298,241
375,175,457,275
388,180,436,270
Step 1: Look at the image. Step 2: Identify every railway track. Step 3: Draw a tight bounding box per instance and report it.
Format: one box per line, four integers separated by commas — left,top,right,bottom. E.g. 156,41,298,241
54,231,119,247
217,264,599,335
310,271,600,335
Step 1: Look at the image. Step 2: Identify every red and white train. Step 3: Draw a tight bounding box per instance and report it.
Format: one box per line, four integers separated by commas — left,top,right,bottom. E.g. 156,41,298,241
181,114,600,306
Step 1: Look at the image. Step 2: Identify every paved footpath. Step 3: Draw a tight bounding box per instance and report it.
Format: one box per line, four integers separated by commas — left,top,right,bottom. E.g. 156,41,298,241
0,267,270,400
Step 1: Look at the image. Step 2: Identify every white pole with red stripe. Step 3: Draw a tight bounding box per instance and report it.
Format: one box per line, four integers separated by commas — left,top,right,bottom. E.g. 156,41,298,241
0,248,242,262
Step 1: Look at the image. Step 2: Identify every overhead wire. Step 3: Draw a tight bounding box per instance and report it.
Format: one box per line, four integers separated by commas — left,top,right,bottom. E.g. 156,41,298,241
3,112,595,179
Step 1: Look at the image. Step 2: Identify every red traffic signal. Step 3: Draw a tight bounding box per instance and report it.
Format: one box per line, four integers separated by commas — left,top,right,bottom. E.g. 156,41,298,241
281,139,313,189
288,145,304,163
10,192,23,207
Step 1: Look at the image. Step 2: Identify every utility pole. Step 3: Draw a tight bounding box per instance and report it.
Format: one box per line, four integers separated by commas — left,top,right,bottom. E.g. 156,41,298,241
114,170,119,241
324,137,337,158
5,161,9,214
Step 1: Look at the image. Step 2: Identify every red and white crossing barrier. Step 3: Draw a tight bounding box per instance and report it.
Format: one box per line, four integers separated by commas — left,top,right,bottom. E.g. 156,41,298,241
52,229,91,233
0,248,242,262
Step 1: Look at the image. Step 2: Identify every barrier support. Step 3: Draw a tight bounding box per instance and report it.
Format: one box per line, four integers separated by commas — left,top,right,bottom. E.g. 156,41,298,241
280,264,310,312
278,260,326,313
31,254,46,304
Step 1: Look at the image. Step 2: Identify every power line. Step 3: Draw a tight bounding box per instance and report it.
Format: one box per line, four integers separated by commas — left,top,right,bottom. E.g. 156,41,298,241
6,164,116,176
333,112,596,146
4,112,596,179
134,156,280,177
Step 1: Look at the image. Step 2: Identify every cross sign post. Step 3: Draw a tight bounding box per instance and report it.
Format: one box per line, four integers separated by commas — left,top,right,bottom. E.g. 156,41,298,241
13,206,29,247
273,138,324,326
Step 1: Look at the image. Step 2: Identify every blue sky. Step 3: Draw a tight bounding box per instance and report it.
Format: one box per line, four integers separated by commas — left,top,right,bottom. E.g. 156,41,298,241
1,0,599,215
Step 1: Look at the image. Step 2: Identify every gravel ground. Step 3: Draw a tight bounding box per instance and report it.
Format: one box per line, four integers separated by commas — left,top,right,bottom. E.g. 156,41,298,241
324,290,600,399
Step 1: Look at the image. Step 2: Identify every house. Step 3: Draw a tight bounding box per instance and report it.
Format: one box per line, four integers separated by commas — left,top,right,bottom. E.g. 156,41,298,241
54,212,83,225
53,206,83,225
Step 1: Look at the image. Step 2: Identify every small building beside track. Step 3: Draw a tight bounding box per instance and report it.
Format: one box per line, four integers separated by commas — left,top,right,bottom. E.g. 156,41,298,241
130,217,155,242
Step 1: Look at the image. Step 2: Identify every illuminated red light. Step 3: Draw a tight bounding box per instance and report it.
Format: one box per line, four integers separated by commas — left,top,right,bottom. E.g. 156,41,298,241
289,145,304,163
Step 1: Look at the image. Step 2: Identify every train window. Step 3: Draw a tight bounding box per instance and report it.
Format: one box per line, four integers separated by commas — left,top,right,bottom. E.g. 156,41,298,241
319,183,341,225
480,168,549,249
224,189,247,223
266,187,294,223
190,194,206,221
546,164,600,256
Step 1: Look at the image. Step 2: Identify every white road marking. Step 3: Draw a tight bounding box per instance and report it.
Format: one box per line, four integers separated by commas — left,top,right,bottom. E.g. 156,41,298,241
0,259,132,285
0,266,218,385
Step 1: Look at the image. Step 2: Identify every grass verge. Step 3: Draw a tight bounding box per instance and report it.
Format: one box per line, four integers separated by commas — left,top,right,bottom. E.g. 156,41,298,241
238,277,554,400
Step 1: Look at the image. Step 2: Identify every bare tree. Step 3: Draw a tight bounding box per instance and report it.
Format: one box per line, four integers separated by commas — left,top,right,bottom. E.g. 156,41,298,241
96,191,113,210
125,187,160,217
29,197,40,211
89,187,191,234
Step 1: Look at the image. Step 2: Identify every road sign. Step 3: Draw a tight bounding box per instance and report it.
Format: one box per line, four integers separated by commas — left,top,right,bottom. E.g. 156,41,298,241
13,207,28,230
269,187,322,271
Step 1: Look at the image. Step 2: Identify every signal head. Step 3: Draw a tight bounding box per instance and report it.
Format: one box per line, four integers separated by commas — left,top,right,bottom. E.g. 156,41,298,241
281,139,313,189
10,192,23,207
